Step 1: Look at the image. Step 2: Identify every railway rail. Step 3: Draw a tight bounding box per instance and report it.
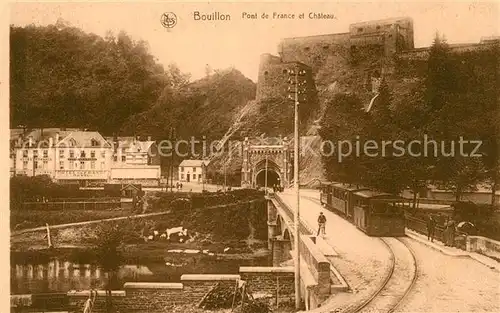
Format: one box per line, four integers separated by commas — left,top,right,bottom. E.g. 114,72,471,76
346,237,418,313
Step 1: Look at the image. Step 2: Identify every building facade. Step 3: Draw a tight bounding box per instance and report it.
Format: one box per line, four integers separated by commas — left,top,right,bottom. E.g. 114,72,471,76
10,129,160,186
178,160,209,183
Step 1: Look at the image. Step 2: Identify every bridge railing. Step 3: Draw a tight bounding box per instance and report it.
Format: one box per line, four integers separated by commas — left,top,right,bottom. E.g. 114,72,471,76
270,193,314,235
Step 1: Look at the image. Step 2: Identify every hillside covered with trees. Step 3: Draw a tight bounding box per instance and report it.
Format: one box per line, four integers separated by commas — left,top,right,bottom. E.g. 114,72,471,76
319,35,499,203
10,22,256,140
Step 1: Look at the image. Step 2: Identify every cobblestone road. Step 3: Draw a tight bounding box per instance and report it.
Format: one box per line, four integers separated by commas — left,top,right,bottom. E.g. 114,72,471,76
397,237,500,313
278,190,394,312
280,189,500,313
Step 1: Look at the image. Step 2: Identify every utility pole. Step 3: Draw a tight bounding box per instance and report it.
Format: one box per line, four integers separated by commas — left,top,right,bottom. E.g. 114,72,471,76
223,162,227,192
288,65,307,310
265,154,268,194
170,127,175,192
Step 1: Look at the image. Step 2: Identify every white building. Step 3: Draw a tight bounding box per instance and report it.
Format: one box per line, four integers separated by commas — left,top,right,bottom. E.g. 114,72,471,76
11,129,161,186
11,128,114,185
106,136,161,185
178,160,209,183
54,131,112,185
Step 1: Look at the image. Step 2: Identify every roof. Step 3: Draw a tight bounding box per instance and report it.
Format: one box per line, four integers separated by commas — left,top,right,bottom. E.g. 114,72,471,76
353,190,394,199
179,159,210,167
120,184,142,191
104,137,156,151
58,131,111,148
332,183,369,192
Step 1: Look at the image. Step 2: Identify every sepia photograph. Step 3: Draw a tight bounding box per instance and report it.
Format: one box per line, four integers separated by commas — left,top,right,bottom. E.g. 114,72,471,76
4,1,500,312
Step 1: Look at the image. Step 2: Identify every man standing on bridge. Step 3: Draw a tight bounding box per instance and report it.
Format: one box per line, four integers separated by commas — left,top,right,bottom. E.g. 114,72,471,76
317,212,327,237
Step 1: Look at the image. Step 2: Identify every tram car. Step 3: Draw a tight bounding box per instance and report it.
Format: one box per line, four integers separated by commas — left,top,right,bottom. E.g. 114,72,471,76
320,182,408,236
320,182,369,221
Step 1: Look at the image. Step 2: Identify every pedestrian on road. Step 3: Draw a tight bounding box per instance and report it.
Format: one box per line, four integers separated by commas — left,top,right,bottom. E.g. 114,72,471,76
317,212,327,237
427,214,436,242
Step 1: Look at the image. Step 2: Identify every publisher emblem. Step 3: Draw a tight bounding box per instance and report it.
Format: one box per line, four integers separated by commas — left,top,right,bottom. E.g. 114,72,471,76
161,12,177,28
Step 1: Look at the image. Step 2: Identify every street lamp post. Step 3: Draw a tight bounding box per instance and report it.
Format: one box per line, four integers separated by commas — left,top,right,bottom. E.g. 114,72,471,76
287,65,307,309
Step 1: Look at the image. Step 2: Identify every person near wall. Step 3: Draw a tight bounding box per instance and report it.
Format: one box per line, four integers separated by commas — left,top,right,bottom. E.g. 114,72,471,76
317,212,327,237
447,218,456,247
427,214,436,242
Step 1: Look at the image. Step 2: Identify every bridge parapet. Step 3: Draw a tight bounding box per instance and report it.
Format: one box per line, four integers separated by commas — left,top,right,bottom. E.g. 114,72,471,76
299,235,331,301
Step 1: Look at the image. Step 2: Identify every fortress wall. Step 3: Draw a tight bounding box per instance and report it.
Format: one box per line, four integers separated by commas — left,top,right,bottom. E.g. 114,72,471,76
279,33,351,72
350,17,414,50
256,60,316,105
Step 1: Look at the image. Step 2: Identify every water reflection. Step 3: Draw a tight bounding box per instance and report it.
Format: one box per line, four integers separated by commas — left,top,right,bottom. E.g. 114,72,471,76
11,255,270,295
11,260,154,295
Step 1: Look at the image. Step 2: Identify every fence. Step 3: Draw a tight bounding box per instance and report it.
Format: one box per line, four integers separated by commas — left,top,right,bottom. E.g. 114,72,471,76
405,214,468,250
23,197,123,211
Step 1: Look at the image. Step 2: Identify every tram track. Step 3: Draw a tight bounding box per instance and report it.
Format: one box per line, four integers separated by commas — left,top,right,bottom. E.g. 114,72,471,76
346,237,418,313
290,193,420,313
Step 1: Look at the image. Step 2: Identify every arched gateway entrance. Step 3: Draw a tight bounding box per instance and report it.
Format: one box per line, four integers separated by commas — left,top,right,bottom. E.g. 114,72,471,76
241,137,292,188
255,168,281,187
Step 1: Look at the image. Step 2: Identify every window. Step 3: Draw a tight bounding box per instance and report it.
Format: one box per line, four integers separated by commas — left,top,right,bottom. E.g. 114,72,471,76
181,174,184,179
113,156,118,162
90,150,95,158
358,27,363,32
193,174,196,180
323,45,329,50
43,160,48,168
122,148,126,153
101,151,106,158
59,161,64,170
121,156,126,162
23,161,28,169
80,161,85,169
69,150,74,158
59,150,65,158
43,150,48,158
304,47,310,51
264,71,269,76
91,161,96,169
91,139,99,147
69,139,76,147
69,162,74,169
192,167,197,173
100,162,105,169
33,150,38,157
80,151,86,158
181,167,184,172
23,150,28,158
376,25,381,30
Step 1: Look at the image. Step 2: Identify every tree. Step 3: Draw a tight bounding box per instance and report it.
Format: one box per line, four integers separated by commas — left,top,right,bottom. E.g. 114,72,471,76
91,222,127,312
10,25,168,134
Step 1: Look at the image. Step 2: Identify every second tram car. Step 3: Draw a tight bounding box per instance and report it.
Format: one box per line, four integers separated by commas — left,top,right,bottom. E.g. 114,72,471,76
319,182,408,237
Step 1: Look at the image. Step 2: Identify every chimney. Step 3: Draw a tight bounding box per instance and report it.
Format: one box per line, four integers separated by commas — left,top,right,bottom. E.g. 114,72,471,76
49,137,53,147
55,133,60,144
28,136,33,147
17,135,23,147
147,136,151,141
40,128,43,137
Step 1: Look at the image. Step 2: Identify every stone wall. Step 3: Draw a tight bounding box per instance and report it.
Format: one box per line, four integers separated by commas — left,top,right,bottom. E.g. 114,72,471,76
466,236,500,260
240,266,294,304
56,270,295,312
65,275,239,313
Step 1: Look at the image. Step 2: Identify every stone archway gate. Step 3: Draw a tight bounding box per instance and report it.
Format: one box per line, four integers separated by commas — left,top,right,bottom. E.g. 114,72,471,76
241,137,292,188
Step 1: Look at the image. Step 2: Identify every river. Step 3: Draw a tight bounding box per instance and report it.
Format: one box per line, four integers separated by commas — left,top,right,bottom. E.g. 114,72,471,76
11,252,270,294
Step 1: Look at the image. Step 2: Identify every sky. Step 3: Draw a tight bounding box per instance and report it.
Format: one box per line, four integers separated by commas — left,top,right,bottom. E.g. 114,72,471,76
9,1,499,82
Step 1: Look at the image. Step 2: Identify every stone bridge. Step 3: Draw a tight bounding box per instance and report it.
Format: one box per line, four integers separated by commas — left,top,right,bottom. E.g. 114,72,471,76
266,192,348,310
241,137,293,189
